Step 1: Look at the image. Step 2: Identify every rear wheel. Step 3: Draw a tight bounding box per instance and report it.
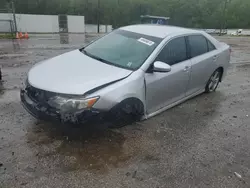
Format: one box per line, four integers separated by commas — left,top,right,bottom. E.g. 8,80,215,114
205,69,222,93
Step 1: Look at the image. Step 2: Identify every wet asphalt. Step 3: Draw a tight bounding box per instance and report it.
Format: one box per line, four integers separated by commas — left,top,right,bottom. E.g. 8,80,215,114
0,35,250,188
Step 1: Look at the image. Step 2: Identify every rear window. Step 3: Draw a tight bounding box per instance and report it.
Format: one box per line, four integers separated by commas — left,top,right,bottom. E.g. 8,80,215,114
207,39,216,51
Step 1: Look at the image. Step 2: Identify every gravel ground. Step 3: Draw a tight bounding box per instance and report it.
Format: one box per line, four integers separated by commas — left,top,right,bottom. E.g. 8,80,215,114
0,35,250,188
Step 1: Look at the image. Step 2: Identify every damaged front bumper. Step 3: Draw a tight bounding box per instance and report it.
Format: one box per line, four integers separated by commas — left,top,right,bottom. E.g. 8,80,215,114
20,89,105,124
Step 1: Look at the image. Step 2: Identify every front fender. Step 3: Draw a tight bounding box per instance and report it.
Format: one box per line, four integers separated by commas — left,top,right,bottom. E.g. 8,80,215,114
91,70,146,111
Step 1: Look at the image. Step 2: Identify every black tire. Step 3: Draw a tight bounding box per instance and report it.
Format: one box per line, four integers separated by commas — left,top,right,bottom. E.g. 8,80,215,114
205,69,222,93
108,99,144,129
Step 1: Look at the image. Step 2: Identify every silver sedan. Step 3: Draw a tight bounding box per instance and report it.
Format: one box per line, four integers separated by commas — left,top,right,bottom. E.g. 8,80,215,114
21,25,231,127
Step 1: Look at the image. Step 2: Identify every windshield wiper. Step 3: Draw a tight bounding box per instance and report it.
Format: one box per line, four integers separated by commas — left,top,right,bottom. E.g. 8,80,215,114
81,49,133,70
82,49,113,65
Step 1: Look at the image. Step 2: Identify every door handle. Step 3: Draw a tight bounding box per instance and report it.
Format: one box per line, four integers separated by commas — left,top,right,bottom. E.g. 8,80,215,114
183,66,190,72
213,55,217,61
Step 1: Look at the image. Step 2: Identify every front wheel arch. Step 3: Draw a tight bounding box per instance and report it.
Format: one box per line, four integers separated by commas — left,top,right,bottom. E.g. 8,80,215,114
108,98,145,128
112,97,145,116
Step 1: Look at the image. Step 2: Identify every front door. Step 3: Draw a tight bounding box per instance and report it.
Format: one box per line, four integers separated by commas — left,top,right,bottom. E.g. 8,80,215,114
145,36,191,115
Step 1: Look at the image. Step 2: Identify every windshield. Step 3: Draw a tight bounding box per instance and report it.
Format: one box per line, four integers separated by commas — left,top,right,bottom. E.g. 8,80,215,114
83,29,162,70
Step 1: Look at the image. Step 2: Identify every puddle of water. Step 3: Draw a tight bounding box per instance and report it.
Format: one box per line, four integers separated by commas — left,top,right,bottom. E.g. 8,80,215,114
237,63,250,69
12,40,21,52
60,34,69,44
0,90,4,96
0,39,21,53
0,83,4,96
58,130,130,172
26,122,133,173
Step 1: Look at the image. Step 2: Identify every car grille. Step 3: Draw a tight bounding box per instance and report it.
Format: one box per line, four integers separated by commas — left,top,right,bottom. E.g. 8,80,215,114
25,84,56,103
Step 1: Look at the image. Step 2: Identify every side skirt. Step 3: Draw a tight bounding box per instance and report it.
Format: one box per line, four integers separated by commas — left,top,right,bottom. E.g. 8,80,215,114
142,89,205,120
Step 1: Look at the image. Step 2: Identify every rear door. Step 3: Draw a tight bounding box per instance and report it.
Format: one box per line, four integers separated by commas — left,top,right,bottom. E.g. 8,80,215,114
186,35,219,96
145,36,191,114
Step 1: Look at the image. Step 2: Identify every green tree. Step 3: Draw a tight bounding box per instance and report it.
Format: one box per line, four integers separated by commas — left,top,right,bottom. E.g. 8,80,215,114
6,0,250,28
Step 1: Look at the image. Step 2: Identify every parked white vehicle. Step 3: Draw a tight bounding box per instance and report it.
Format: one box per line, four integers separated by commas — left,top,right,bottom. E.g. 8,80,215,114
21,25,231,128
230,29,243,36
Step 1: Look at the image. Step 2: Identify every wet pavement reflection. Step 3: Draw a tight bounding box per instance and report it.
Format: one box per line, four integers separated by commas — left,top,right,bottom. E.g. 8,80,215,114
0,88,4,96
26,122,133,172
60,33,69,44
24,92,224,174
11,39,21,52
0,80,4,96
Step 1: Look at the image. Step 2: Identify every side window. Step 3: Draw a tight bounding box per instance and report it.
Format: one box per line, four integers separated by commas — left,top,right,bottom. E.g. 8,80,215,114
207,39,216,51
155,37,187,66
188,35,208,58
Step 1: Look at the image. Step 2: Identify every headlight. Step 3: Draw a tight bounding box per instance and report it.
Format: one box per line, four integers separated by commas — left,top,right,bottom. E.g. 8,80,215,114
48,96,99,112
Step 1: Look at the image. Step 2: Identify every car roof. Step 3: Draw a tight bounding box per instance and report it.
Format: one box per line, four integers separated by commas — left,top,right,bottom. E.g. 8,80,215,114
120,24,201,38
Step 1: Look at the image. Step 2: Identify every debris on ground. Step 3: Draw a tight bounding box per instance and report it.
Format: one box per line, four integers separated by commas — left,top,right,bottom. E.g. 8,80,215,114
126,172,131,176
20,182,28,186
24,167,36,173
234,172,242,179
132,170,137,178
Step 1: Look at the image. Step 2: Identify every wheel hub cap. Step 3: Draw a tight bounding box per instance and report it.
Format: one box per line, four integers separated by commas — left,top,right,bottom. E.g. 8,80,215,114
209,72,220,91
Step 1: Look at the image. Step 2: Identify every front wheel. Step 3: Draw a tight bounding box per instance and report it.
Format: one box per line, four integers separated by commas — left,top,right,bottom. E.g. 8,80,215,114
205,69,222,93
108,100,144,129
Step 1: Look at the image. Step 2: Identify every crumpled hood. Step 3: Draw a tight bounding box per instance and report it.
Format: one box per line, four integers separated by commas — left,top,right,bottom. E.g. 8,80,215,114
28,50,132,95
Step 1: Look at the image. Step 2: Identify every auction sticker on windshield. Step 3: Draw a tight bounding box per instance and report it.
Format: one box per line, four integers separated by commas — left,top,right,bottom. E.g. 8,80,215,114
138,38,155,46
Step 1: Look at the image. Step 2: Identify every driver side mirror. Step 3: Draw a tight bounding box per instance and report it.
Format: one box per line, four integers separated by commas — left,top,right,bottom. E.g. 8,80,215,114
153,61,171,72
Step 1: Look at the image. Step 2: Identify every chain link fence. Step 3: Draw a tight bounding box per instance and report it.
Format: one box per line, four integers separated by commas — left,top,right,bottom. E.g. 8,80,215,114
0,2,16,38
0,19,14,35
